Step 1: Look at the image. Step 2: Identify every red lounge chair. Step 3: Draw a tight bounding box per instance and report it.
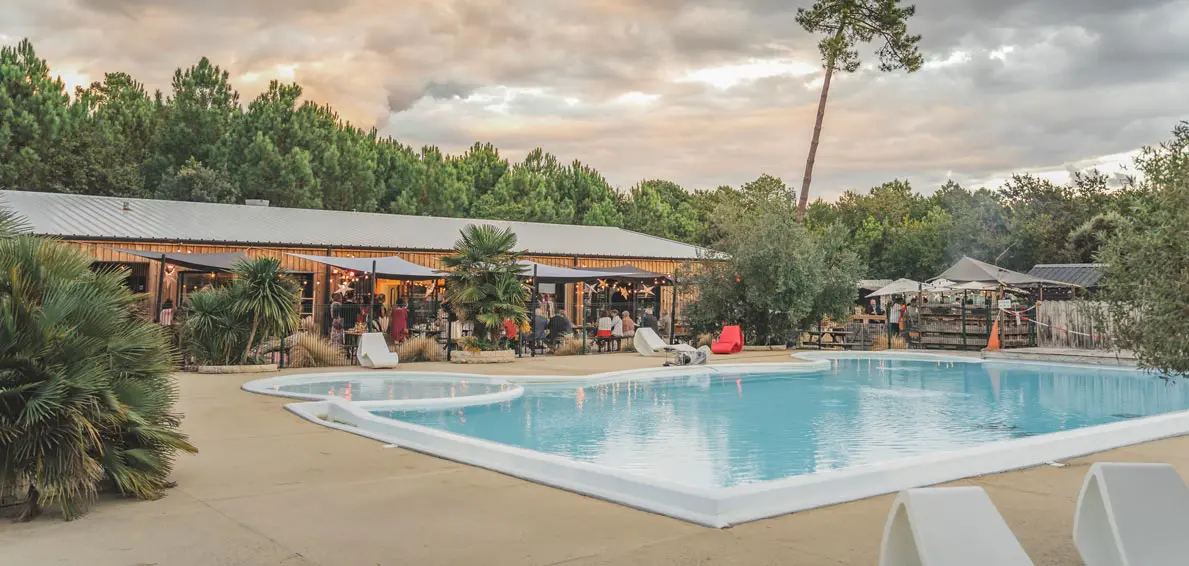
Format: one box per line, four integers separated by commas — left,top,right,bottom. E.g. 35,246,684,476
710,325,743,354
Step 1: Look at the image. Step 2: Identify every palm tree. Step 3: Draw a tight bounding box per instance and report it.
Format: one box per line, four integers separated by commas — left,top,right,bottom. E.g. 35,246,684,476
0,198,30,237
0,235,196,521
231,257,299,363
442,224,530,344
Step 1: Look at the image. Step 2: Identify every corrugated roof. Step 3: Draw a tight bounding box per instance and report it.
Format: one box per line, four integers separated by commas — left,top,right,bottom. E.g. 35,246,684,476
0,190,709,260
1027,264,1105,288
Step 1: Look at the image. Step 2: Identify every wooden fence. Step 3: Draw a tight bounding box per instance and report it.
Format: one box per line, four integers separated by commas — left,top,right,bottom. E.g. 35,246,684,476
1034,301,1113,349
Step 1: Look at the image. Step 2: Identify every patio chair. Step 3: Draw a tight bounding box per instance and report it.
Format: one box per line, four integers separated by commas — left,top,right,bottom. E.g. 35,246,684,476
710,325,744,354
633,327,695,357
356,332,399,368
1073,462,1189,566
879,487,1033,566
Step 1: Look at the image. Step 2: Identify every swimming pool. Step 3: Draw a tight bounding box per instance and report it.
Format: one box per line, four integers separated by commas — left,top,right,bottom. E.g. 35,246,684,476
244,353,1189,527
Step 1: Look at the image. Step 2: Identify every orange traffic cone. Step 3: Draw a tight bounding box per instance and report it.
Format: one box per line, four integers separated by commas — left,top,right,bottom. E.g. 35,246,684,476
985,320,1001,351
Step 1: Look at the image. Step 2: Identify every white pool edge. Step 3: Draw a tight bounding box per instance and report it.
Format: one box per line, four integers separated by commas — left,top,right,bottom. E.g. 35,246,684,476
243,352,1189,528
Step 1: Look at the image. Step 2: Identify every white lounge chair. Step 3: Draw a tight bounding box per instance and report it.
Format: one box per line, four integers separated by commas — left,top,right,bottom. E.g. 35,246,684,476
356,332,399,368
633,327,695,357
880,487,1033,566
1074,462,1189,566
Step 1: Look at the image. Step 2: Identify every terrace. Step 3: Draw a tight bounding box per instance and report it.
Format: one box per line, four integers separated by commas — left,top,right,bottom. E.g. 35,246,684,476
3,351,1186,566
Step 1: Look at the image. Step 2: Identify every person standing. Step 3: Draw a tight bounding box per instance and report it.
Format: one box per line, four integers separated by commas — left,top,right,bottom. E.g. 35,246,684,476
389,298,409,344
610,309,623,352
640,307,659,334
888,298,902,337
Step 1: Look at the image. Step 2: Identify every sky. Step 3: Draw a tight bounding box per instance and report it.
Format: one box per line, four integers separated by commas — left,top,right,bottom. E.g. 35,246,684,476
4,0,1189,199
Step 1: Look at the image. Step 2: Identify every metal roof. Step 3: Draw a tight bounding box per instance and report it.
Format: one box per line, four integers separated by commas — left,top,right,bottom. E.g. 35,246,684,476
932,256,1068,286
1027,264,1105,288
0,190,709,260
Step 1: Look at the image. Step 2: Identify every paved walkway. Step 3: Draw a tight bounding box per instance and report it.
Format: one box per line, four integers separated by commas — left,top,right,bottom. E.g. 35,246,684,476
3,351,1187,565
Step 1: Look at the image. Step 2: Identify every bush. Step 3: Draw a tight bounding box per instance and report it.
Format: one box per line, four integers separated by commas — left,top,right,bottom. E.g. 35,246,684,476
398,337,442,362
1097,122,1189,375
442,225,529,344
177,257,299,366
684,176,864,346
553,337,592,356
0,236,196,521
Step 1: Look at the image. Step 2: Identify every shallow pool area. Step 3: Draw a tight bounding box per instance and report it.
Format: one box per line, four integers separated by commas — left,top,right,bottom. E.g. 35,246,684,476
243,353,1189,527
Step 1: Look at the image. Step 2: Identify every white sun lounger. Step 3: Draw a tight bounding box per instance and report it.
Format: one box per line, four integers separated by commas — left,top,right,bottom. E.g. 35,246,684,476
1074,462,1189,566
356,332,399,368
880,487,1033,566
633,327,695,357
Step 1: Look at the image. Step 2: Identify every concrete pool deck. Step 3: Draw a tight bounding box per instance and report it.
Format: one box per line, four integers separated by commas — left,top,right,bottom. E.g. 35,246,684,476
3,350,1187,565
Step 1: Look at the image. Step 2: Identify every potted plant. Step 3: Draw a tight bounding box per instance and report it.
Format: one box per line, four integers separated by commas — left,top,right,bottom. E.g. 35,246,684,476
442,224,529,363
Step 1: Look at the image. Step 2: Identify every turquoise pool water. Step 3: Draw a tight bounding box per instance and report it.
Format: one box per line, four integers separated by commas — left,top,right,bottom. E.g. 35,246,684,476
277,376,510,402
372,359,1189,489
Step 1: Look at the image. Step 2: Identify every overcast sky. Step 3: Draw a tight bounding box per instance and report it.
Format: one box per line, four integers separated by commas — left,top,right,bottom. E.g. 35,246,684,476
4,0,1188,199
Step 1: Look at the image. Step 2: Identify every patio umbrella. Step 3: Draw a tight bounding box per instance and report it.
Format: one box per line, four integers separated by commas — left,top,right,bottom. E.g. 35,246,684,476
866,278,935,298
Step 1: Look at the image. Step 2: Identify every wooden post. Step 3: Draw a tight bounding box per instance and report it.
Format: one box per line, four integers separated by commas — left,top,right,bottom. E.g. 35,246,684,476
669,267,679,345
961,290,968,350
367,260,376,329
530,264,539,357
154,253,167,322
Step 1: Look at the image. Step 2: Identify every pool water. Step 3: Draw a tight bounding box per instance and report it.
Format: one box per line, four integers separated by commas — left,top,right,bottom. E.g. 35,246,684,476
373,359,1189,489
276,376,510,402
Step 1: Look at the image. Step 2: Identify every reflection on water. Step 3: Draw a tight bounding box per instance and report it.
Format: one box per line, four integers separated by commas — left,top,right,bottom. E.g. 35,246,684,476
373,360,1189,489
278,377,508,402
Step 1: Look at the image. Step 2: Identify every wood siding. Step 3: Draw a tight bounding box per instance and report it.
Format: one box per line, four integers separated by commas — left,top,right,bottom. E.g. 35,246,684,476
67,240,697,323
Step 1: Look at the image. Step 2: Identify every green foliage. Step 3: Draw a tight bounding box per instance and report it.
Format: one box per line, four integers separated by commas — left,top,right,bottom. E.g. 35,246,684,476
177,257,299,365
156,158,240,203
0,197,30,237
0,40,71,191
145,57,240,186
794,0,924,221
685,175,864,345
0,235,195,521
619,180,702,243
441,225,530,344
796,0,924,74
1097,122,1189,375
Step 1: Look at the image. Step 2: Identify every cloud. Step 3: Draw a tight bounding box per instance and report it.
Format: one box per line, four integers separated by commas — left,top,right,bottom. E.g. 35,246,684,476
3,0,1188,197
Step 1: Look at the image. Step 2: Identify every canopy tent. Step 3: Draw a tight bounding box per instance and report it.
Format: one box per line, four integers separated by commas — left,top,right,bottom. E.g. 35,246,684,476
287,253,440,280
573,264,673,284
931,256,1071,287
866,278,937,298
517,261,602,282
108,247,251,272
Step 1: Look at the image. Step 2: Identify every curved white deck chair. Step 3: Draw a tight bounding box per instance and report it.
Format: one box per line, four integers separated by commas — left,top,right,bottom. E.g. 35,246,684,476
1074,462,1189,566
356,332,399,368
879,487,1033,566
633,327,695,357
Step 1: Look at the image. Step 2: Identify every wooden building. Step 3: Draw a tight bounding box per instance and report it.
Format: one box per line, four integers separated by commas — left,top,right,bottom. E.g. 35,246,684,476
1,190,707,325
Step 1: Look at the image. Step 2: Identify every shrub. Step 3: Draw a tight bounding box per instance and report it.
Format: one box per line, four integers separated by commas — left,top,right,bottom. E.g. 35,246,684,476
553,337,592,356
177,258,299,366
0,235,196,521
398,337,442,362
441,225,529,346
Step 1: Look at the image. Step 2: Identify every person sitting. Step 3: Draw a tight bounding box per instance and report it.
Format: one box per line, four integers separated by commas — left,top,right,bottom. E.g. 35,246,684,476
621,310,637,340
503,318,520,348
596,310,614,352
640,307,659,335
546,311,573,346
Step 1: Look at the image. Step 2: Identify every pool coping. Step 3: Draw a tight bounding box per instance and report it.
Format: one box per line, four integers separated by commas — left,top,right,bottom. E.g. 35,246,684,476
241,352,1189,528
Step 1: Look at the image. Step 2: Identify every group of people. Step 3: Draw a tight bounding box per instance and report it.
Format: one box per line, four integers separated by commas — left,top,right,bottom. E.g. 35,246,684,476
867,297,908,336
327,292,414,348
595,307,660,352
502,308,574,350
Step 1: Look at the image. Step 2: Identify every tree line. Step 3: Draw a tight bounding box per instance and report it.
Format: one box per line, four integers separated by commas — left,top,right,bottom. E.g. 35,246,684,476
0,38,1155,279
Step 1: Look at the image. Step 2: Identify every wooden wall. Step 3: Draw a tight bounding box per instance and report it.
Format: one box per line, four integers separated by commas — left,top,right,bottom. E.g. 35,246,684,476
67,240,697,323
